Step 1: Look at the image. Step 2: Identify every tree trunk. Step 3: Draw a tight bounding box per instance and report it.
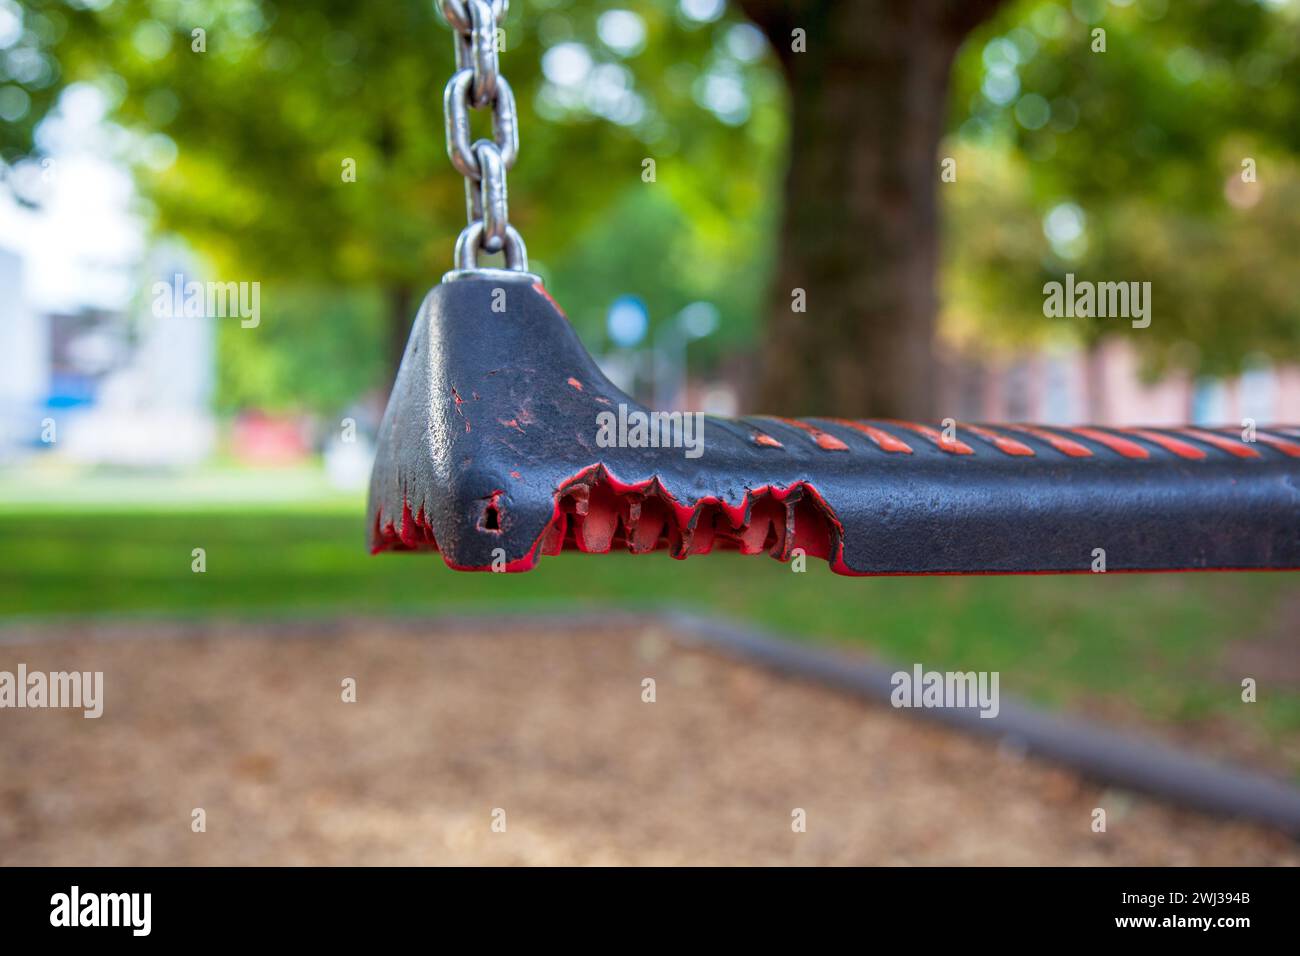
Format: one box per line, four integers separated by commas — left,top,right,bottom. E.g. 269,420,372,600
388,283,414,388
740,0,1004,419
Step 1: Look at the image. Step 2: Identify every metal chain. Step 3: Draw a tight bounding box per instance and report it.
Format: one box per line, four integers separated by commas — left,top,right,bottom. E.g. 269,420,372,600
438,0,528,272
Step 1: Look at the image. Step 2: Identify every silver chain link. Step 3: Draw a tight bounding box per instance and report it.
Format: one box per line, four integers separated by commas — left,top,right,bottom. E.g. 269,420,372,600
438,0,528,272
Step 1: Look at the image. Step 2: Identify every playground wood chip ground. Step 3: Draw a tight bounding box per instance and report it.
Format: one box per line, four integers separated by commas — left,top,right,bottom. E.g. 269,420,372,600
1,618,1295,865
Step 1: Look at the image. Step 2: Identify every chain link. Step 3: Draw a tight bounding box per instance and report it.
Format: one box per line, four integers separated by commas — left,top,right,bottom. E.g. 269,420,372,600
438,0,527,270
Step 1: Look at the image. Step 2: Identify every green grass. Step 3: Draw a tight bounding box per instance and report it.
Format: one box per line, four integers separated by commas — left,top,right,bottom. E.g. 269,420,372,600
1,506,1296,773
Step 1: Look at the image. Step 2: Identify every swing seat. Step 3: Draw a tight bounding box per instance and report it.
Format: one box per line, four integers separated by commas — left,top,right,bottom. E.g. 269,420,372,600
368,272,1300,574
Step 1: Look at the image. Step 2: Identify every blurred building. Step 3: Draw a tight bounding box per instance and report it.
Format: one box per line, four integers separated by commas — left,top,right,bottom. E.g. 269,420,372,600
937,339,1300,427
0,247,47,460
0,244,216,467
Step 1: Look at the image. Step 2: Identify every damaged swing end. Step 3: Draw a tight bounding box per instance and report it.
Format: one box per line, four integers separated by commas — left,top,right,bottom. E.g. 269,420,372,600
367,275,1300,576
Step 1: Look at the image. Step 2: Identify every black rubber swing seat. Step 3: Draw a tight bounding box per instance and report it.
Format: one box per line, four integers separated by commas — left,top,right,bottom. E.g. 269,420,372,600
368,272,1300,575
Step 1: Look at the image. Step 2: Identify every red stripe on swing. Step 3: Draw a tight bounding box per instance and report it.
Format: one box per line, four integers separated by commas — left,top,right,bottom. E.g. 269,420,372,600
1250,430,1300,457
1176,428,1261,459
1003,424,1093,457
826,419,913,453
886,421,974,455
770,418,849,451
1069,427,1150,459
1121,429,1207,460
960,424,1035,456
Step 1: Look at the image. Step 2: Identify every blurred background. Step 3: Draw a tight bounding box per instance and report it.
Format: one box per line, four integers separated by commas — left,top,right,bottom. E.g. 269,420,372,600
1,0,1299,864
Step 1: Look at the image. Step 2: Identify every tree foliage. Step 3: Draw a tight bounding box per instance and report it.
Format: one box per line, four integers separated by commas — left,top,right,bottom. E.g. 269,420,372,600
5,0,1300,411
945,0,1300,376
4,0,783,410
